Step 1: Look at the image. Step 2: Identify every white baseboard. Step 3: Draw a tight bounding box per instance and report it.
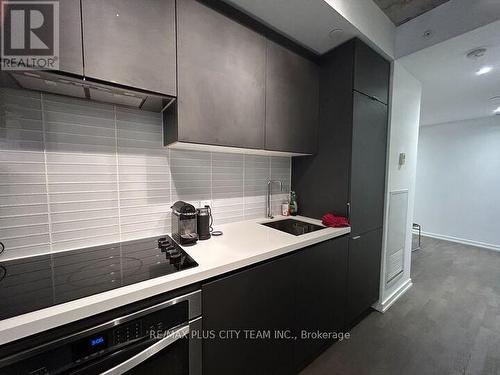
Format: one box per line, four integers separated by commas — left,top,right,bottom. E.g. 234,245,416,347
372,278,412,313
414,230,500,252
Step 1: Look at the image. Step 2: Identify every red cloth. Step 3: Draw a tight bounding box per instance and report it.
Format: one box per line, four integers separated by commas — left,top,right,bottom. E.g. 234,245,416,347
321,213,350,228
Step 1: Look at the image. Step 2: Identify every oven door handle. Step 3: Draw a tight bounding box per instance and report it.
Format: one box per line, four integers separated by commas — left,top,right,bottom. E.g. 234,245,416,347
101,323,190,375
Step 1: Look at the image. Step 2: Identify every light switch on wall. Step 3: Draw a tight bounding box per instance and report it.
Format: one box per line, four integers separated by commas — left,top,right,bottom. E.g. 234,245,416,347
399,153,406,166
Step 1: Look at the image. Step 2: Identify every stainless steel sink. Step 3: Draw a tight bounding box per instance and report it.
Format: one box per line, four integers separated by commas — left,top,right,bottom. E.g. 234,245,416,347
261,218,326,236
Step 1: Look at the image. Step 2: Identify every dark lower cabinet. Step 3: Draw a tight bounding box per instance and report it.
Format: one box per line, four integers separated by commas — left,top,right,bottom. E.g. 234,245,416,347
202,237,348,375
294,237,348,371
347,228,383,324
202,254,296,375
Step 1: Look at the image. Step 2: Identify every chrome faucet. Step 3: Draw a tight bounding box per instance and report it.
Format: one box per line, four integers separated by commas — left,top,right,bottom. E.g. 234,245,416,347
267,180,283,219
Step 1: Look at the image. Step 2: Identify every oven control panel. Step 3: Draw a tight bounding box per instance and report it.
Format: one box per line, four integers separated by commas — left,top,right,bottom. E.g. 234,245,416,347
70,300,187,363
113,321,142,345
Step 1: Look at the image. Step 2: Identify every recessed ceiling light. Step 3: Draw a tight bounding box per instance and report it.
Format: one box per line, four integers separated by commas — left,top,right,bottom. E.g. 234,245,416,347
422,30,433,39
476,66,493,75
328,28,343,39
494,106,500,114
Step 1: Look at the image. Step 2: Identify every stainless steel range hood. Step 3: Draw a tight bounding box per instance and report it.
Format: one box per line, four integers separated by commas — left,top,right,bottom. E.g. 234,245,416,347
5,70,175,112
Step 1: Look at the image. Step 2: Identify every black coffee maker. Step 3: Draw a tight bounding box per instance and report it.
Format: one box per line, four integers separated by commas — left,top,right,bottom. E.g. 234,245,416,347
171,201,198,246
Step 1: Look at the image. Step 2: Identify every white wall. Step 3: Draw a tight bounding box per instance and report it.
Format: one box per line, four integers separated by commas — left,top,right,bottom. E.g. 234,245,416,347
414,116,500,251
375,62,422,312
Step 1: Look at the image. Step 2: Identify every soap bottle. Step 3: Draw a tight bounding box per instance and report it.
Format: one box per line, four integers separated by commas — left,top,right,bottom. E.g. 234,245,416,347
281,200,289,216
289,191,298,216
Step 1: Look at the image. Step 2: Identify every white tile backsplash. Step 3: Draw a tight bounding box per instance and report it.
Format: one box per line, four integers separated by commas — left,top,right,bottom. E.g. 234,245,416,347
0,88,292,259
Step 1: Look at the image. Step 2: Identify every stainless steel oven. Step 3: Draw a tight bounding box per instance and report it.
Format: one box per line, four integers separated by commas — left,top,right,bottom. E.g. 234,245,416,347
0,290,202,375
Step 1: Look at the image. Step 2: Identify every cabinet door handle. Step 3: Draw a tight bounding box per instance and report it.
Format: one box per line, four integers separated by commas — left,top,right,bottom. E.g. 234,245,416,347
347,203,351,219
352,236,361,240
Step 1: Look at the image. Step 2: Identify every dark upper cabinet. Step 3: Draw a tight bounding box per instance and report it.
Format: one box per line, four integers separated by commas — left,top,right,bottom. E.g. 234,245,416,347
291,41,354,219
294,237,348,371
350,92,388,236
353,40,391,104
81,0,176,95
265,41,319,154
292,39,390,235
59,0,84,76
202,254,295,375
175,0,266,149
347,228,383,324
164,0,319,153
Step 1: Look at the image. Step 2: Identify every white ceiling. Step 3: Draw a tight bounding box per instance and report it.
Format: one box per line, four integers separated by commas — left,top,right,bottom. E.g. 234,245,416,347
400,19,500,126
222,0,361,55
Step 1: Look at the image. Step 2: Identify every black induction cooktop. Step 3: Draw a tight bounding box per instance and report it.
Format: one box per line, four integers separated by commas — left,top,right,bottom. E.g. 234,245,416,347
0,236,197,320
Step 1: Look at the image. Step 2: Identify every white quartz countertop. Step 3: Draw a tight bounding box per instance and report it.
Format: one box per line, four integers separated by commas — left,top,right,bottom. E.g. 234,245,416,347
0,216,350,346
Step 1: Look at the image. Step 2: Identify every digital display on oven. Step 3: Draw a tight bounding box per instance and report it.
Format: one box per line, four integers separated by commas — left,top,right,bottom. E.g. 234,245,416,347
90,336,105,347
72,332,110,361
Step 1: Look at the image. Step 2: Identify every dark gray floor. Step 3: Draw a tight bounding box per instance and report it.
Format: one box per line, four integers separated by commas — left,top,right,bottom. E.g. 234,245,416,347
301,236,500,375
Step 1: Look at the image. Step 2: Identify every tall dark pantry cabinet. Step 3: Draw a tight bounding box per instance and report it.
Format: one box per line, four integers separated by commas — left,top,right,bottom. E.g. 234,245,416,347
292,39,391,326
